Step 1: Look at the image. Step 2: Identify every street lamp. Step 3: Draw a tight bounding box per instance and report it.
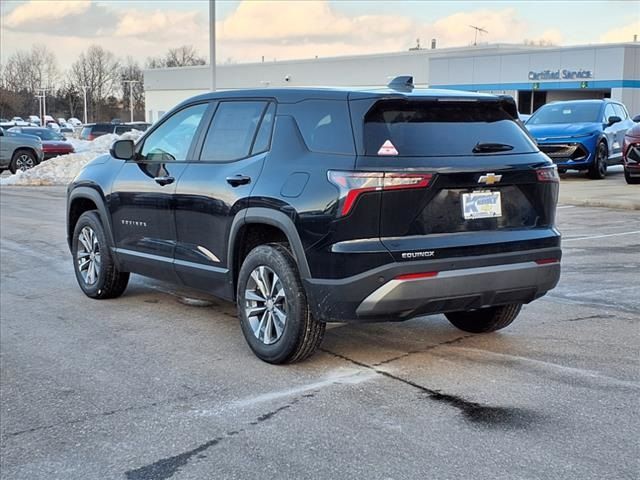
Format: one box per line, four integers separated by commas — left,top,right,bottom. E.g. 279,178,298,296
79,86,88,124
123,80,140,122
209,0,216,91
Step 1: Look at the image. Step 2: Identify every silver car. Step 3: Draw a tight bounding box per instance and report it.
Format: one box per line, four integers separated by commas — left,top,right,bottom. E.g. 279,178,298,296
0,127,44,173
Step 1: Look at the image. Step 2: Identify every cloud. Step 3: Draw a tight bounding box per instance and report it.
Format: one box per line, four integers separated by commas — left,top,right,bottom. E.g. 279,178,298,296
429,8,526,45
4,0,91,27
114,9,205,42
3,0,118,37
600,20,640,43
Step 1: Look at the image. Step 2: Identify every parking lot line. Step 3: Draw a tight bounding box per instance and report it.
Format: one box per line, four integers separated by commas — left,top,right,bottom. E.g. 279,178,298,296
563,230,640,242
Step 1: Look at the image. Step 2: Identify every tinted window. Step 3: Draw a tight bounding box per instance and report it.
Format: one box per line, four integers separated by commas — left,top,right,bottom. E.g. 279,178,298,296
363,100,536,157
529,103,602,124
80,126,91,139
200,101,266,162
93,124,111,134
140,103,208,162
252,103,276,155
114,126,133,135
294,100,354,155
612,104,627,120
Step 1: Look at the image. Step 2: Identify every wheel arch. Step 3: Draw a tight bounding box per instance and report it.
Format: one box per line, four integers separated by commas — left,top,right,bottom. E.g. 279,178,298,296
228,207,311,299
12,147,39,163
67,187,115,251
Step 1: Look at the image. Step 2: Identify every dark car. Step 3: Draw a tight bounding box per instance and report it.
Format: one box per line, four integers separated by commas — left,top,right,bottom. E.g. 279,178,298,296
7,126,74,159
526,99,634,179
623,123,640,184
80,122,150,140
66,77,561,363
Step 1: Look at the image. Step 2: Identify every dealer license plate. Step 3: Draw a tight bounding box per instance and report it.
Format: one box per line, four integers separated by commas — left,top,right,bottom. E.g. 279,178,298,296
462,191,502,220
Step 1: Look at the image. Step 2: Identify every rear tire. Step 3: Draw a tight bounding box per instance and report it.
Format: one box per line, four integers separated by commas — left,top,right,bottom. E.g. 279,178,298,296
587,142,607,179
624,168,640,184
237,243,325,364
10,149,37,174
445,304,522,333
72,211,129,299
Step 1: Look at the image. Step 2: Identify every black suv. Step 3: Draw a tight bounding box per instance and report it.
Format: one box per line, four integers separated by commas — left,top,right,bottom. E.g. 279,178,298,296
67,77,561,364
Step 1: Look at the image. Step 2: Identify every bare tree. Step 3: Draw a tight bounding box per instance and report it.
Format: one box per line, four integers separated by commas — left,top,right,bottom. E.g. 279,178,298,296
120,57,145,121
68,45,121,121
146,45,206,69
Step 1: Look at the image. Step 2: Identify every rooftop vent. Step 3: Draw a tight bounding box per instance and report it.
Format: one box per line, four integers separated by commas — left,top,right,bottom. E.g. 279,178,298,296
387,75,414,91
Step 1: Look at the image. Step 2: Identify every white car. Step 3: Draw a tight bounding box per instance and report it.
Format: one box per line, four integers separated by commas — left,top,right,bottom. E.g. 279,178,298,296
57,117,67,125
67,117,82,127
28,115,41,125
46,122,61,132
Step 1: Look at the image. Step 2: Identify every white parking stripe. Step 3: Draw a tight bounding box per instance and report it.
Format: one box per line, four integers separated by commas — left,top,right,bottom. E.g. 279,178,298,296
563,230,640,242
556,205,576,209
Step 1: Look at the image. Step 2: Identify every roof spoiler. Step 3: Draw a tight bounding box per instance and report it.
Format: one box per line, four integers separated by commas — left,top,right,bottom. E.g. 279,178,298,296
387,75,414,91
496,94,519,120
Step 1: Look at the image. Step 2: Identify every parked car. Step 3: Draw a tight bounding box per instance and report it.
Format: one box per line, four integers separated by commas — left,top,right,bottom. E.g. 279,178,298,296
68,117,83,127
623,123,640,184
0,126,44,173
60,124,75,135
57,117,67,125
46,121,61,132
7,126,74,159
526,99,634,179
79,122,150,140
67,78,561,363
11,117,24,123
28,115,41,125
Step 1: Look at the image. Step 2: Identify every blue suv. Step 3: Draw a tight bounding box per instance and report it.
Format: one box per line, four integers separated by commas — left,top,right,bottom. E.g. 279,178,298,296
526,99,633,179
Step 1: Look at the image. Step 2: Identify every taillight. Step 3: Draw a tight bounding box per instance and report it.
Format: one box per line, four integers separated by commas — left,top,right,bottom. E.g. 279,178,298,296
328,171,433,217
536,166,559,183
395,271,439,281
535,258,559,265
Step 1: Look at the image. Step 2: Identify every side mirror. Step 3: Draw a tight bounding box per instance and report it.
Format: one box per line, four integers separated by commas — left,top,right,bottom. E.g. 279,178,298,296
607,115,622,126
110,139,135,160
633,114,640,123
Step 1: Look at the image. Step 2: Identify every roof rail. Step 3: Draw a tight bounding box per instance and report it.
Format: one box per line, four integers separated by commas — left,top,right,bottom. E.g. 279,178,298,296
387,75,414,91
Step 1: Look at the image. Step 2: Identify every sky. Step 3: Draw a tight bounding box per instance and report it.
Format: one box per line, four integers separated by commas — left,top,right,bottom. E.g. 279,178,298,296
1,0,638,69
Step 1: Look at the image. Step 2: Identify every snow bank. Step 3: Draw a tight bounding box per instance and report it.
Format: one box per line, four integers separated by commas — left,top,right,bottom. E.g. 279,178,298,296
1,130,144,187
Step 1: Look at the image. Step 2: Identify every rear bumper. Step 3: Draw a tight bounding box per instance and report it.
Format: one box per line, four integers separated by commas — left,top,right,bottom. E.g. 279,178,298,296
304,247,561,322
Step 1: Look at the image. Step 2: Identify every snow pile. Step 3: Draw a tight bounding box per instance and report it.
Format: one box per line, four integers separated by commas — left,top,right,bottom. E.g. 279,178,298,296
1,130,144,187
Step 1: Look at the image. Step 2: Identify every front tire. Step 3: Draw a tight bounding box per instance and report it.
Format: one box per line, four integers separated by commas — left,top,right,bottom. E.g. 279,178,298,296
72,211,129,299
445,304,522,333
10,149,37,174
237,243,325,364
587,142,608,179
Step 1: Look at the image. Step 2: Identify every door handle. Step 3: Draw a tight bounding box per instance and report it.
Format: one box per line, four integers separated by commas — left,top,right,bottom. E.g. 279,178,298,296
154,175,175,186
226,175,251,187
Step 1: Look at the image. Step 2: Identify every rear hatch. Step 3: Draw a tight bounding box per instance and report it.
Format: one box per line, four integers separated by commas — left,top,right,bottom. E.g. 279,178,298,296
347,96,559,261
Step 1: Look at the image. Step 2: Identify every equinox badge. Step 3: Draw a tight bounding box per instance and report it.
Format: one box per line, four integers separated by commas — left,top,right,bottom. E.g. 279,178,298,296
478,173,502,185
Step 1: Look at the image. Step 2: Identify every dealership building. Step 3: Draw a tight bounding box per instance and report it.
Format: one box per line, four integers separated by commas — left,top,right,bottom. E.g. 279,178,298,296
144,42,640,122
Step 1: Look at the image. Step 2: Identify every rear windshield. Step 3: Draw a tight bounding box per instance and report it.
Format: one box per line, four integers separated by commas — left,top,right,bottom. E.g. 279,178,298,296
528,103,601,125
363,100,536,157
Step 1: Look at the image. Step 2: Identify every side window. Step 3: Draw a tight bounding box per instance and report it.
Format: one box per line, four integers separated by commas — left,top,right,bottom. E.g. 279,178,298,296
603,104,616,122
140,103,208,162
613,104,627,120
293,100,355,155
200,101,267,162
114,126,128,135
251,103,276,155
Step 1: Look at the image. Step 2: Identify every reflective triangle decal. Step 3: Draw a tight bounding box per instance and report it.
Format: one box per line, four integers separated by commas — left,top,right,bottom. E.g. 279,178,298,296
377,139,398,156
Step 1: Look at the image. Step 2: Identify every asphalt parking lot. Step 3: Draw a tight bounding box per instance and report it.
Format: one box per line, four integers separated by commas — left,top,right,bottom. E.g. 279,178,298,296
1,186,638,480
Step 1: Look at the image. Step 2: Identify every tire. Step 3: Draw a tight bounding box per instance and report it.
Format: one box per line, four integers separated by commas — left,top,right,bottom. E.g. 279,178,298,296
10,149,37,174
237,243,325,364
445,304,522,334
587,142,608,179
624,167,640,184
72,211,129,299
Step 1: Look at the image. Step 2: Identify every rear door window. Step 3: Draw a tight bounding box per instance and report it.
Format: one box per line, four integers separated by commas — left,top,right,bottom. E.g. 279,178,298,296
200,101,267,162
292,100,355,155
363,100,536,157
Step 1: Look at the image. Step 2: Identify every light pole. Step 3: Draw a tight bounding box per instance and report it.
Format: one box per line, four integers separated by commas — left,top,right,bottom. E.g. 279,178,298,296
37,87,50,126
209,0,216,91
123,80,140,122
80,86,88,124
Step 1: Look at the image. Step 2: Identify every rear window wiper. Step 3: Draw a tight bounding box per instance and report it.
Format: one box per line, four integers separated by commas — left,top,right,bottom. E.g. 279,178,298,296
473,142,514,153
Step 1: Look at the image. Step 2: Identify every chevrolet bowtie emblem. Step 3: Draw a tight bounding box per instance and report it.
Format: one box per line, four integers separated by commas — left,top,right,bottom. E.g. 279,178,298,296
478,173,502,185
